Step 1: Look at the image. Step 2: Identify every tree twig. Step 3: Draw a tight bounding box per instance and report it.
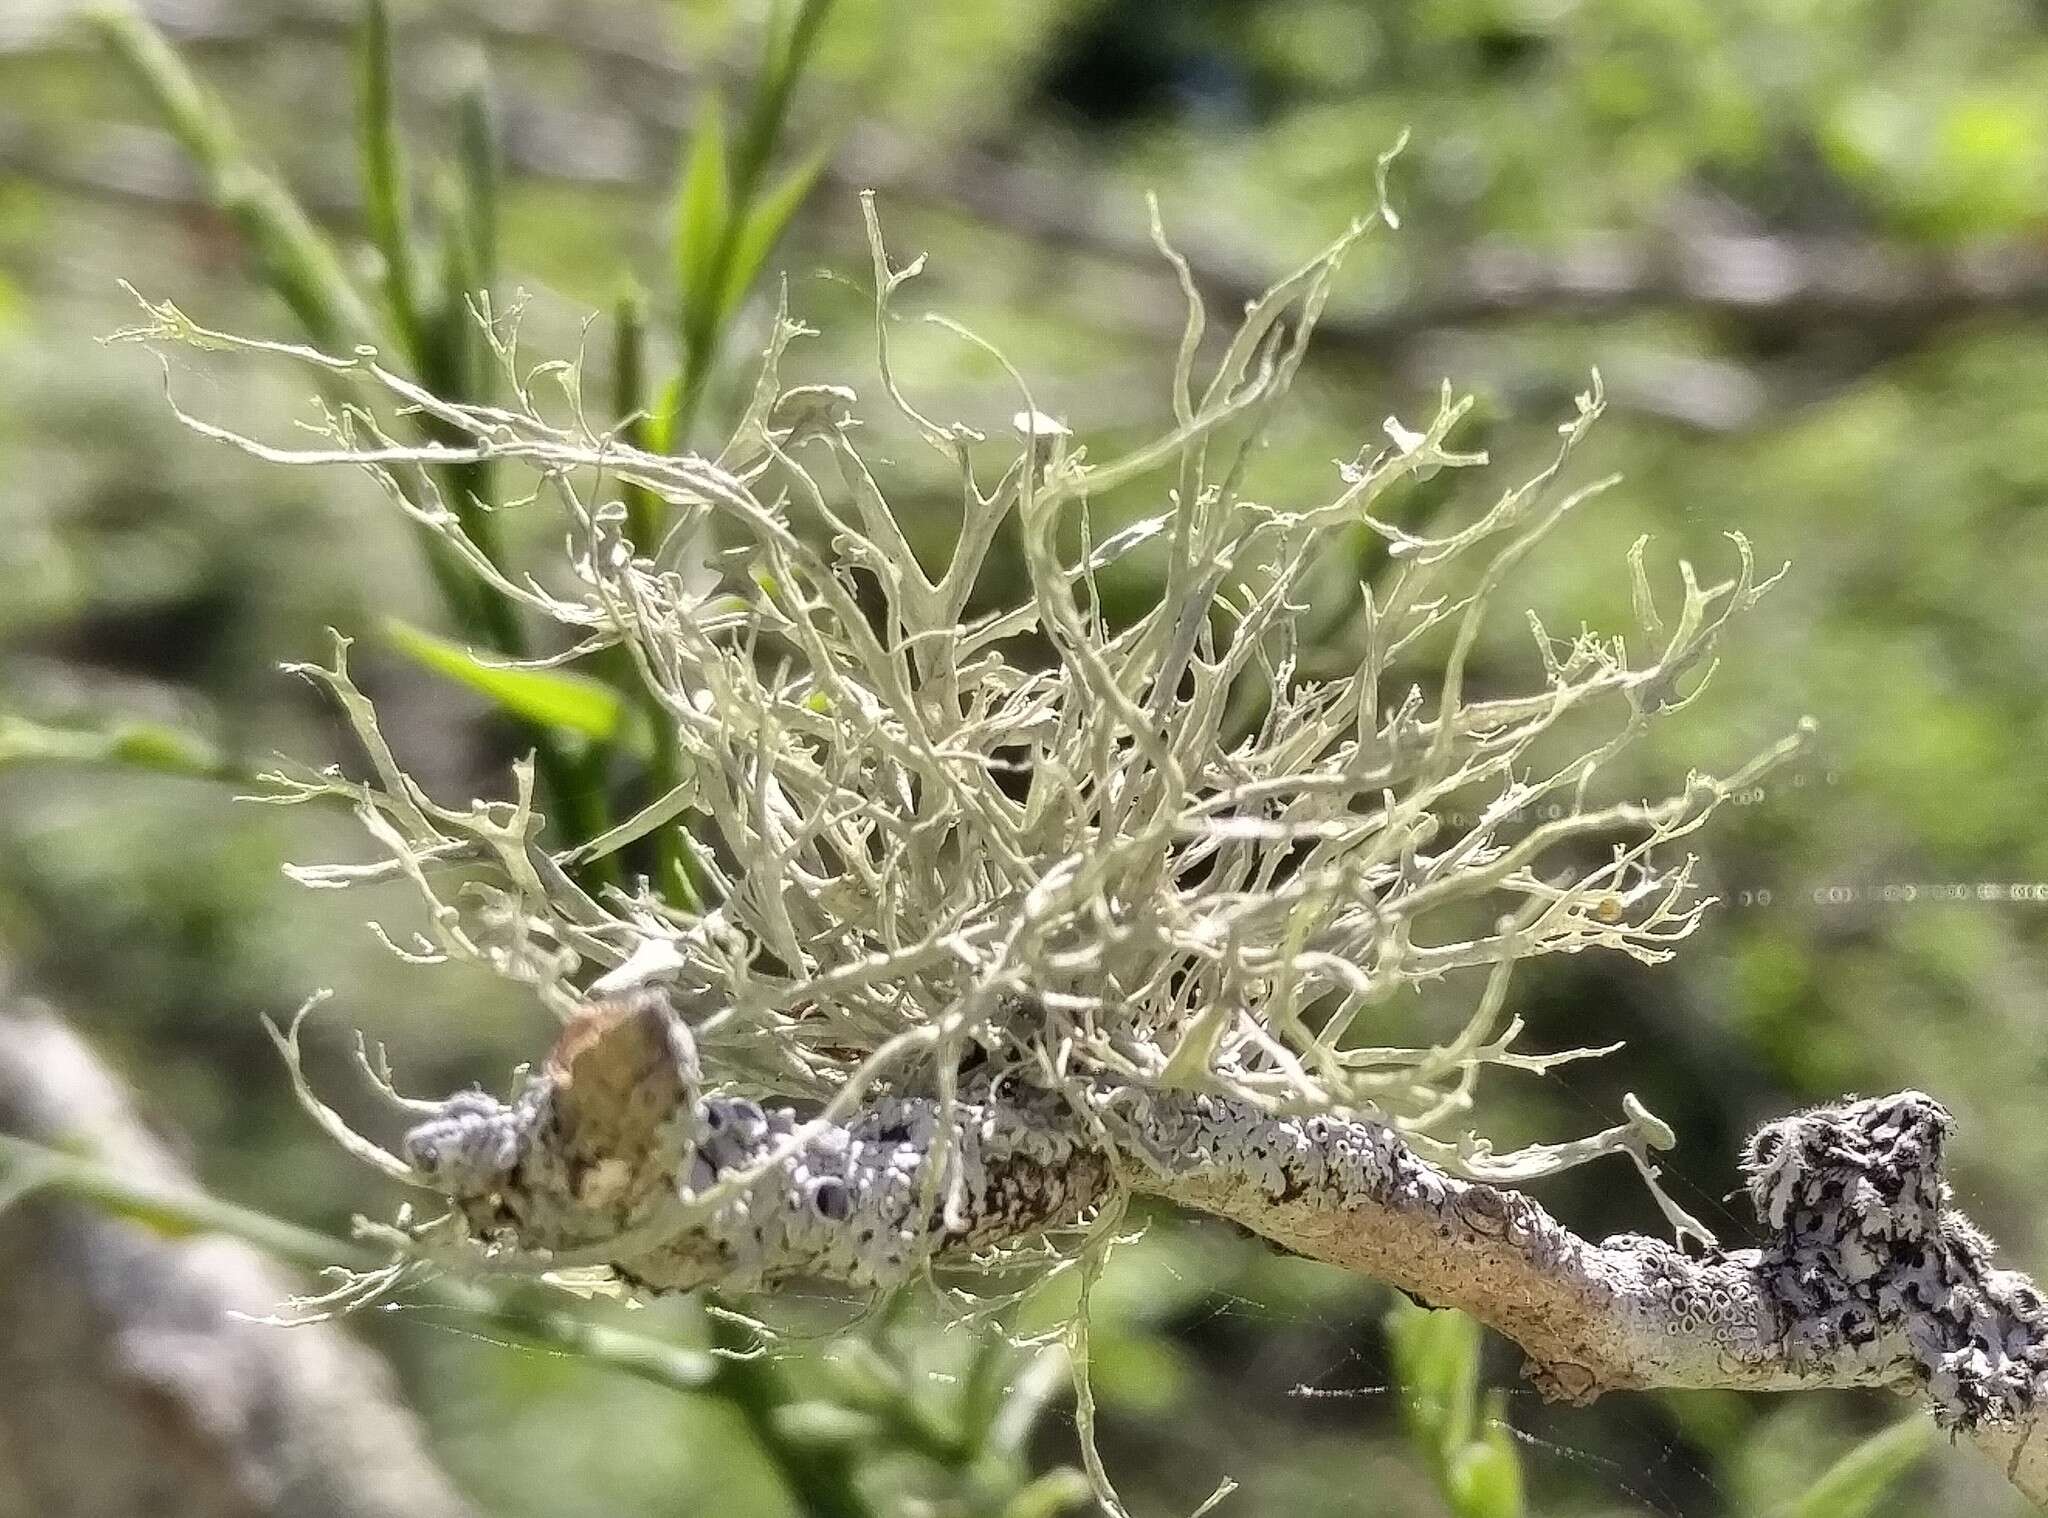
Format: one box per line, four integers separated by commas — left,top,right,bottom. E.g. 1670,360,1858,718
395,991,2048,1507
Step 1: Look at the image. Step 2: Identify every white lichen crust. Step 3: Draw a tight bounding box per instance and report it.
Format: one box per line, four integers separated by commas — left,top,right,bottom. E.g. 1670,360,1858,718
1743,1091,2048,1429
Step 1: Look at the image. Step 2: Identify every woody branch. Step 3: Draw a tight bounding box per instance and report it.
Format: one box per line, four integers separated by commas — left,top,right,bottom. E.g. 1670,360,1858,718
398,990,2048,1507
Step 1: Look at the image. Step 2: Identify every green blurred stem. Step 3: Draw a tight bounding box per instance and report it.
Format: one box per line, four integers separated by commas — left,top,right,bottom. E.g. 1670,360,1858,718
102,4,613,873
0,714,238,784
610,290,698,907
836,1338,977,1467
611,288,665,557
421,79,616,883
366,6,612,877
426,1288,722,1399
0,1133,720,1397
91,5,375,349
358,0,507,643
954,1331,1017,1461
662,0,836,450
610,0,843,906
356,0,429,369
425,168,512,642
345,3,488,634
455,79,500,294
708,1300,878,1518
0,1132,359,1267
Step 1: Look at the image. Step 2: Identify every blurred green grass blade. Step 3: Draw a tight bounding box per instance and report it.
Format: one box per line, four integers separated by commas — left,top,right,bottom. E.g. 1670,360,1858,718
0,712,232,781
0,1134,357,1269
384,617,622,742
1446,1391,1524,1518
1446,1442,1523,1518
456,74,500,294
735,0,835,195
433,169,484,403
718,150,824,323
608,284,710,909
355,0,428,369
1,1136,717,1395
1387,1298,1481,1461
998,1468,1092,1518
450,1292,719,1396
425,157,516,633
1790,1417,1932,1518
952,1331,1016,1460
662,0,835,450
675,93,732,319
96,5,598,877
706,1301,878,1518
91,7,374,348
103,3,480,637
611,285,663,551
612,283,649,429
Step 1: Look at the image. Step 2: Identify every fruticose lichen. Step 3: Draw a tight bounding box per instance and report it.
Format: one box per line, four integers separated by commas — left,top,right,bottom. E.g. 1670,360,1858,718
120,176,1834,1373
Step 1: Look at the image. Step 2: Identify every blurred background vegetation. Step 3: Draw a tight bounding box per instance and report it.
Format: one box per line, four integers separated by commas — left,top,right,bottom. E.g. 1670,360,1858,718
5,0,2048,1513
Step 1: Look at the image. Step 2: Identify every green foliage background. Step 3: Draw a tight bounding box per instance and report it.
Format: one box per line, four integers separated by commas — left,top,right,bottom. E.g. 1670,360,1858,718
5,1,2048,1513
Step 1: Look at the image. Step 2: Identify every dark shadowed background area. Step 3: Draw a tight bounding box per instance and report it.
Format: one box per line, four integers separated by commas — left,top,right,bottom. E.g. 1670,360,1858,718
5,2,2048,1514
